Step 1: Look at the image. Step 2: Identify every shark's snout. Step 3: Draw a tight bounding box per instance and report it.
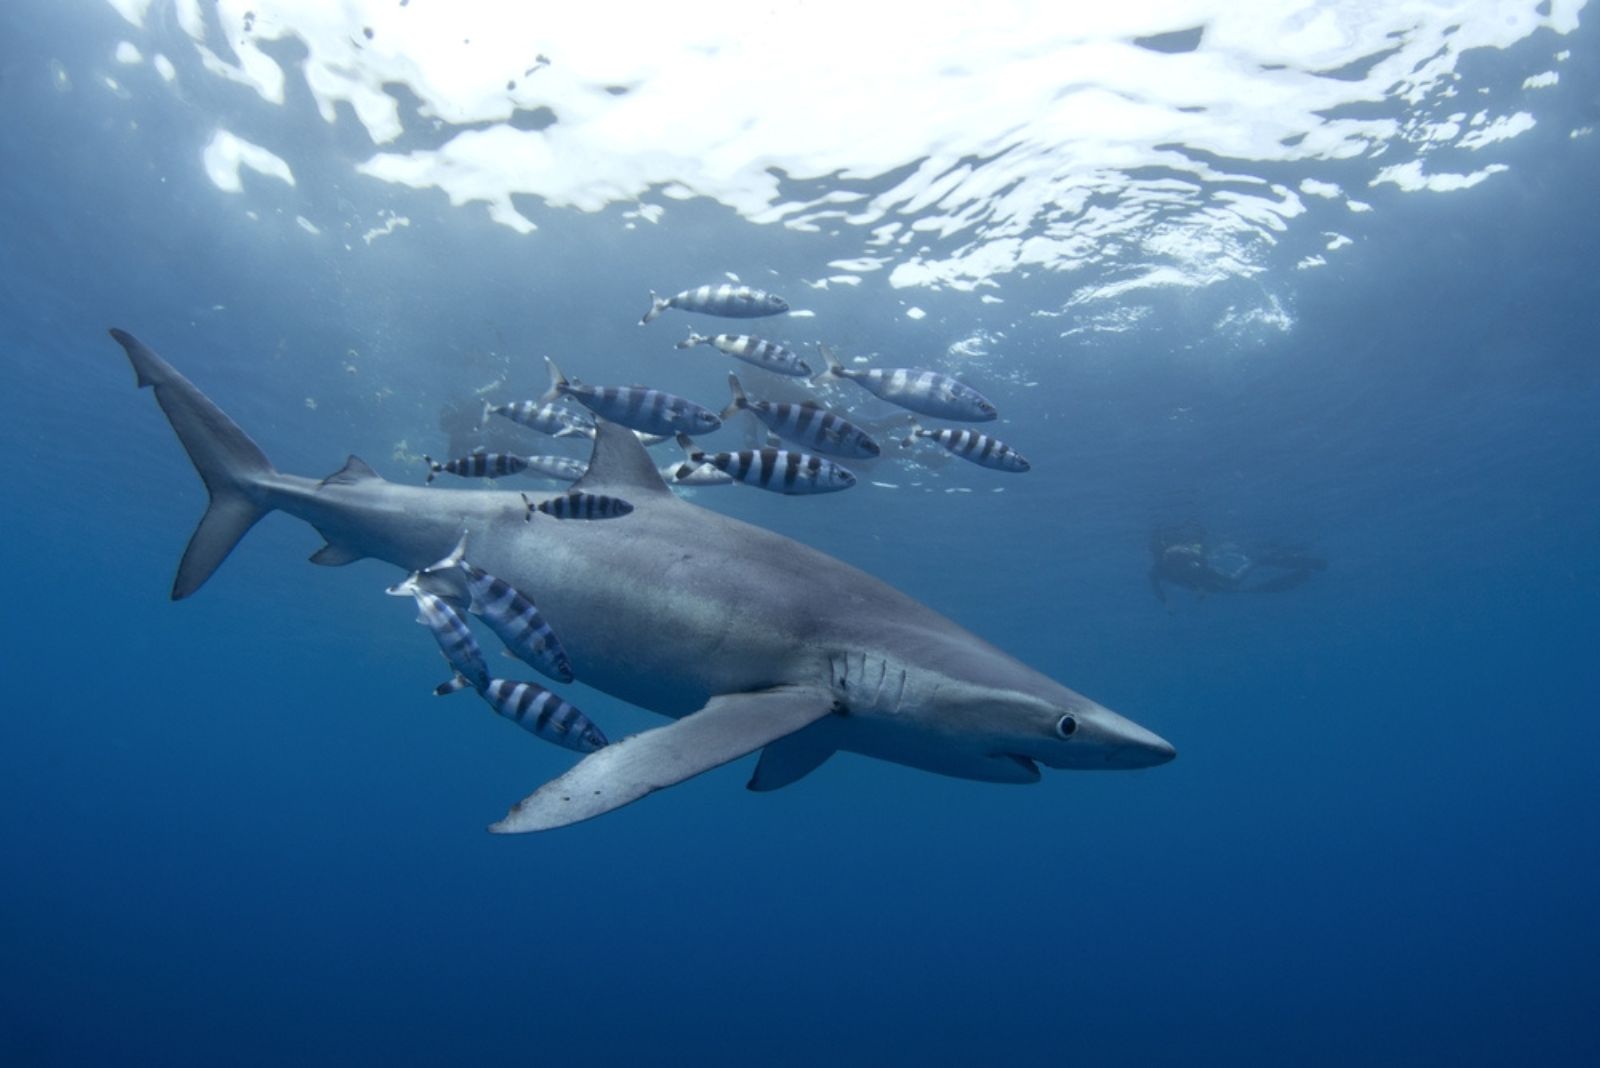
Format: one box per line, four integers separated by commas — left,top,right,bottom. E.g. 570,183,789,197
1110,728,1177,768
1036,703,1177,770
1098,709,1177,768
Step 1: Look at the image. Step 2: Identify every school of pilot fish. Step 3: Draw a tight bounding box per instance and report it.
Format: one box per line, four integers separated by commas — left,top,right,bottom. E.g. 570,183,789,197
390,276,1031,754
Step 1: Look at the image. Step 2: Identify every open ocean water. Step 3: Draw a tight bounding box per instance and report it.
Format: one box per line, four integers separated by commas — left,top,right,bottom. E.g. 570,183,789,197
2,2,1598,1064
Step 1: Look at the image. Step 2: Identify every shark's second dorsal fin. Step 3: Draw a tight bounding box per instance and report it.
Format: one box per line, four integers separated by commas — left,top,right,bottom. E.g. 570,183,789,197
571,419,671,499
318,454,382,489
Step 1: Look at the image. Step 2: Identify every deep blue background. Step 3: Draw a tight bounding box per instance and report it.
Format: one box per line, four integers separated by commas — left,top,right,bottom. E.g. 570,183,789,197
3,4,1597,1065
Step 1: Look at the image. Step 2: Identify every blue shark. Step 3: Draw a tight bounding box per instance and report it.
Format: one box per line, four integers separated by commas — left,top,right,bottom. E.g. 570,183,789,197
111,328,1174,833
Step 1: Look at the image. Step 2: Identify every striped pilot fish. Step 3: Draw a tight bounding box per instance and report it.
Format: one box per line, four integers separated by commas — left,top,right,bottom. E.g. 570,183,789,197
675,434,856,496
386,575,491,693
903,419,1031,473
723,373,880,459
423,450,527,484
541,357,721,437
661,460,735,487
424,536,573,683
676,332,811,377
481,399,595,439
522,455,589,483
521,491,635,521
817,344,997,422
478,678,609,753
640,283,789,325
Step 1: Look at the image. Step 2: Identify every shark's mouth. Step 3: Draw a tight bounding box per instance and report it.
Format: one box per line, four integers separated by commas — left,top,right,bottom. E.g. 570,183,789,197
1005,754,1039,777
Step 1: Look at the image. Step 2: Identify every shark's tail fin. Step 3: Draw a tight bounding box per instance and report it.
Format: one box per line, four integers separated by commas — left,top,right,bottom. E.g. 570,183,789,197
110,329,278,601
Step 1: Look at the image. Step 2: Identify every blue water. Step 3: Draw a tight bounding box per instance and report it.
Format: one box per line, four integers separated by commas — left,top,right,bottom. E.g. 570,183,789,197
3,4,1598,1065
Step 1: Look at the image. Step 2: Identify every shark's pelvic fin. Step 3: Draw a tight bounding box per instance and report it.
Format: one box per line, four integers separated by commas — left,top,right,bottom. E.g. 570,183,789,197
748,723,838,792
570,418,672,500
490,686,836,833
110,328,278,600
308,542,365,567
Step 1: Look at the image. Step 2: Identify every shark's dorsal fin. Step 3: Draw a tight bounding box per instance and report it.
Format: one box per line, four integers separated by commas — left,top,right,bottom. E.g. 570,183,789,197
571,419,671,499
318,454,382,488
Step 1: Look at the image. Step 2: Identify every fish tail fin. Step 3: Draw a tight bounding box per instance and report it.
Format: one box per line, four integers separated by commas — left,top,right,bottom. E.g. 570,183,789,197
110,329,278,601
479,400,493,430
385,574,421,597
813,343,843,385
424,531,469,574
540,357,567,405
674,331,703,350
434,672,473,696
423,455,438,484
640,290,668,325
900,416,924,449
721,372,749,420
674,432,704,462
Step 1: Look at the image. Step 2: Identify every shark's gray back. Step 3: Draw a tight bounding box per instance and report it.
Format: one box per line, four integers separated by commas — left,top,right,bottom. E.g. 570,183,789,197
274,421,1052,721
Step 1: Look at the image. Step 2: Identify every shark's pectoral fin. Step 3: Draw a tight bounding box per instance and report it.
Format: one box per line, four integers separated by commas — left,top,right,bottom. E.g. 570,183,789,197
748,721,838,792
489,686,836,834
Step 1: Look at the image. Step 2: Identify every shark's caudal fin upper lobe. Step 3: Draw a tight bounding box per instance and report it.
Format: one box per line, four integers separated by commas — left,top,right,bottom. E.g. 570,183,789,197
110,329,278,600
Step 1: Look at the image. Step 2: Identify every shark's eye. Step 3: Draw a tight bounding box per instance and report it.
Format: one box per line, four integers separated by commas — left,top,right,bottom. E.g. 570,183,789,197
1056,714,1079,739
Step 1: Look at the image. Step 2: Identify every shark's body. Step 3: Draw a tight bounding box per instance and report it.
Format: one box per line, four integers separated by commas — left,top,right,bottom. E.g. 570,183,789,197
113,329,1174,832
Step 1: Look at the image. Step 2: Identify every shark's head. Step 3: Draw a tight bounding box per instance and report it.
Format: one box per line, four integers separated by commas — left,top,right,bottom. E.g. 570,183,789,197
850,639,1177,782
927,680,1177,779
1005,691,1177,773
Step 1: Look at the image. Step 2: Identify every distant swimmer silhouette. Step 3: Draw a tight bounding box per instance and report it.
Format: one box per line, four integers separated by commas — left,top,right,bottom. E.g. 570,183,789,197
1148,521,1327,605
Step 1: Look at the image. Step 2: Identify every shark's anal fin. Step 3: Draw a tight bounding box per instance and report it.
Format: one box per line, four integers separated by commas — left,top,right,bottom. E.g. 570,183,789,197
489,686,836,834
748,721,838,792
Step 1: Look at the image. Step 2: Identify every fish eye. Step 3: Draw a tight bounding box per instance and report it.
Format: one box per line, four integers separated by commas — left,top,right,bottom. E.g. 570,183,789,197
1055,714,1078,739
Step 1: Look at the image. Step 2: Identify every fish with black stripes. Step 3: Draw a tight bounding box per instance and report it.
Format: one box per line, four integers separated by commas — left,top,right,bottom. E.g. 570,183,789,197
675,434,855,496
386,574,491,693
424,536,573,683
817,344,997,422
423,450,527,484
676,332,811,377
541,357,720,437
481,399,595,439
522,491,635,521
522,455,588,483
467,677,610,753
902,419,1031,473
723,373,880,459
640,283,789,325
